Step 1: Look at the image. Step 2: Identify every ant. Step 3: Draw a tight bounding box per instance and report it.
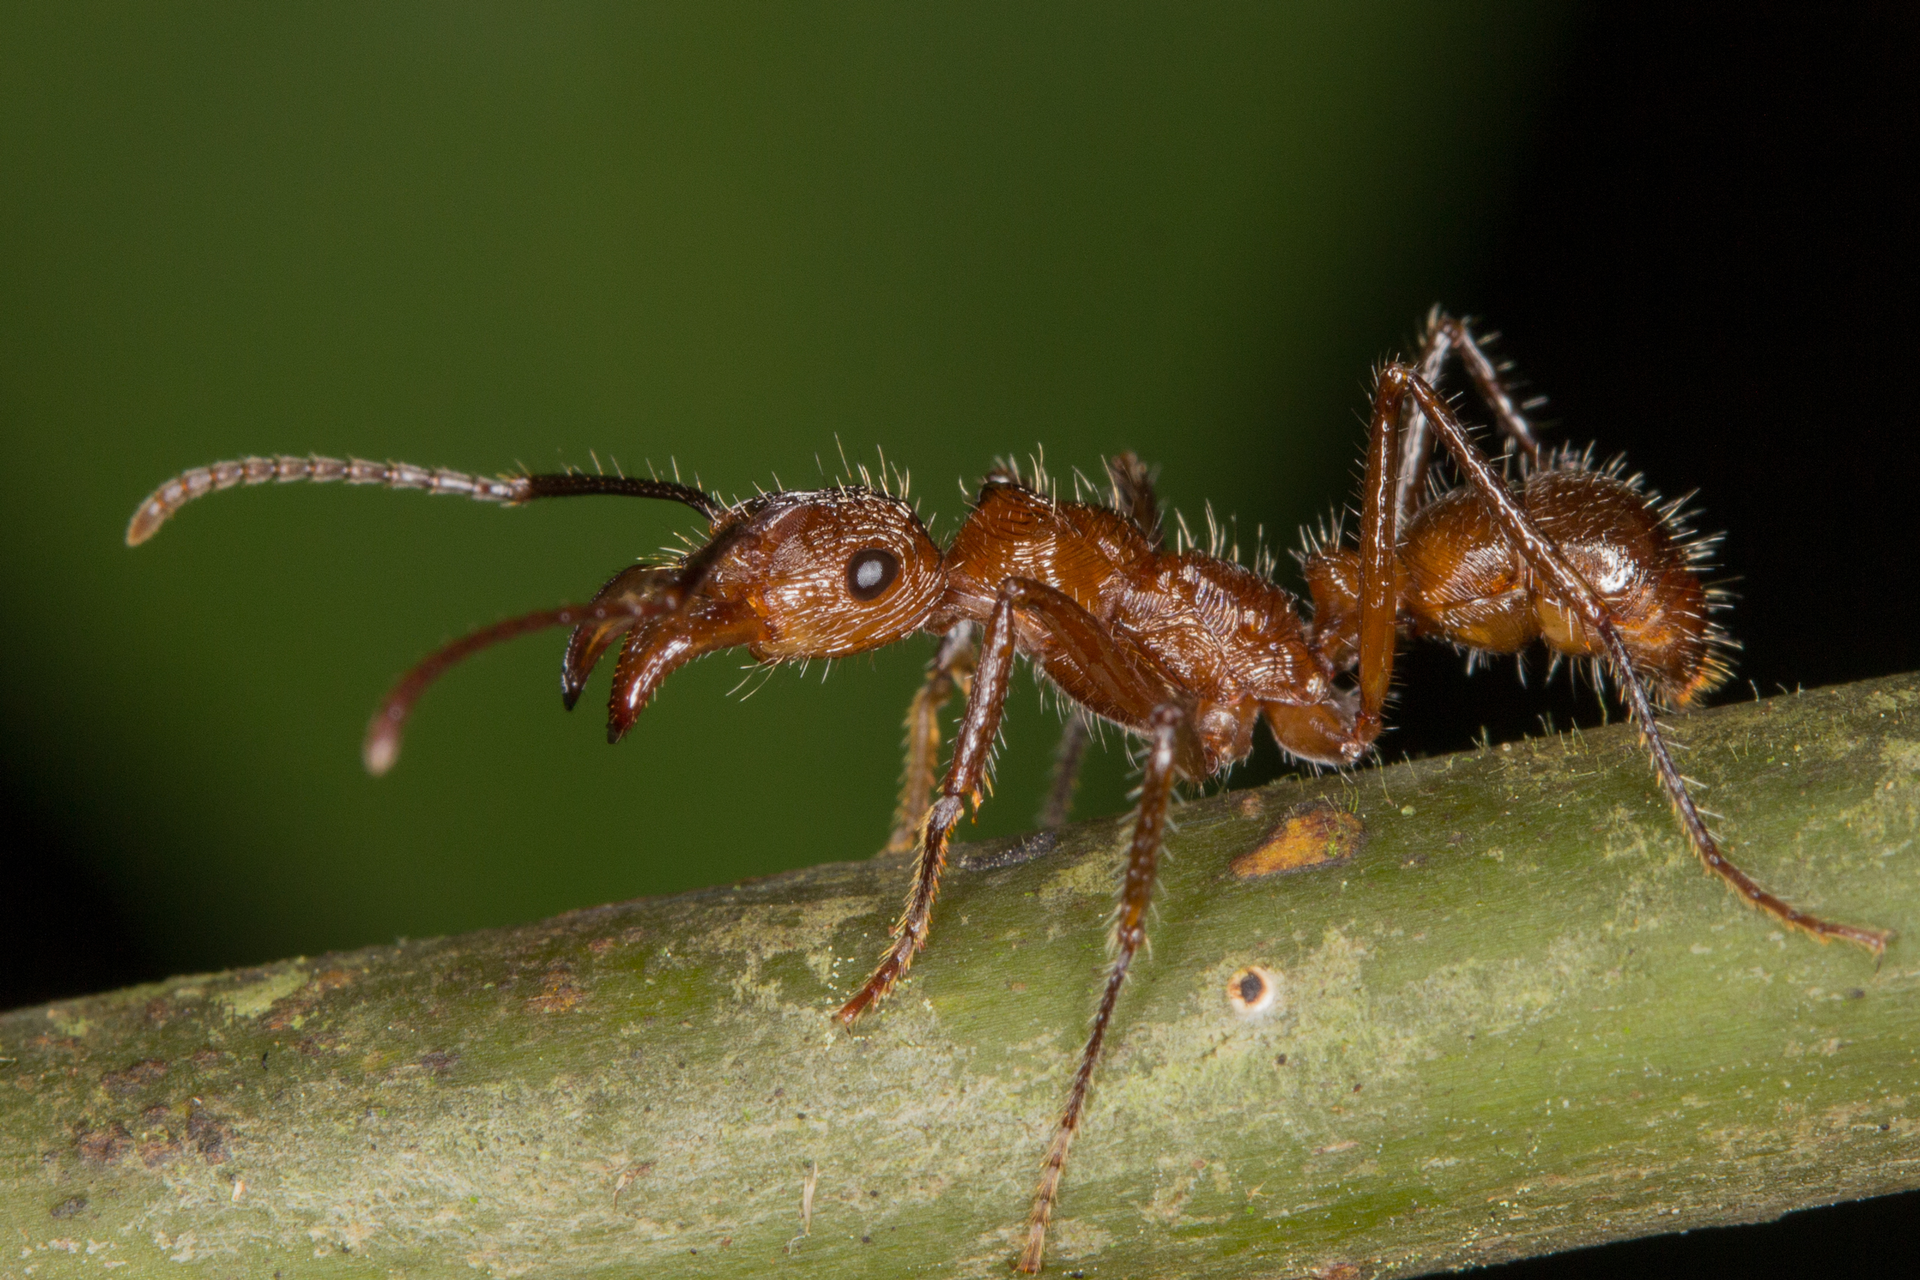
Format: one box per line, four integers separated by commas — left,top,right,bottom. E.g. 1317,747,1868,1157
127,310,1887,1272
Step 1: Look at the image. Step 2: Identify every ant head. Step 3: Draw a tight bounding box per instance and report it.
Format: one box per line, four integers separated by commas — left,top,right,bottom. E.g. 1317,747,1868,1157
711,487,947,659
566,486,947,742
356,478,950,769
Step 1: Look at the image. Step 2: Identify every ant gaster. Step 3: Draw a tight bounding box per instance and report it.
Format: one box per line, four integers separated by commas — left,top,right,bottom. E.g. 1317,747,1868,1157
127,311,1888,1272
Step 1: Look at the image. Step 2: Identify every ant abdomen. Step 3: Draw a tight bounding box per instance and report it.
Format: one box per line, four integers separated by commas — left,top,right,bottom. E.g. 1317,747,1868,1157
1403,466,1728,705
1305,463,1728,708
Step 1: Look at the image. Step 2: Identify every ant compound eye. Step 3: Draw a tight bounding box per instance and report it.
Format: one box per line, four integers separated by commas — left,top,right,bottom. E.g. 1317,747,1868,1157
846,548,900,602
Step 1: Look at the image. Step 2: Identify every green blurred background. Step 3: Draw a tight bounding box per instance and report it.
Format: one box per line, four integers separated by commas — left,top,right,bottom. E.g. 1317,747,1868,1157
1,3,1569,973
7,8,1920,1272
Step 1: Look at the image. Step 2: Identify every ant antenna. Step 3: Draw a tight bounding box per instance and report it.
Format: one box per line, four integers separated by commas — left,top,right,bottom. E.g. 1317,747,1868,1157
126,454,727,546
362,595,670,776
517,471,725,522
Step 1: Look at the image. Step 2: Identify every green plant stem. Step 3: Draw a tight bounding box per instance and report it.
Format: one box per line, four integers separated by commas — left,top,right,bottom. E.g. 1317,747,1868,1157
5,676,1918,1279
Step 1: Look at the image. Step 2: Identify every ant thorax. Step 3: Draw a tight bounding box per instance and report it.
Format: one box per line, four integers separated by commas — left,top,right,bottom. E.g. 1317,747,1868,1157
936,475,1321,749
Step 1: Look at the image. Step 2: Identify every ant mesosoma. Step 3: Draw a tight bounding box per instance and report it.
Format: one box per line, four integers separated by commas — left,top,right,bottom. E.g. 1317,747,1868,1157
127,310,1887,1272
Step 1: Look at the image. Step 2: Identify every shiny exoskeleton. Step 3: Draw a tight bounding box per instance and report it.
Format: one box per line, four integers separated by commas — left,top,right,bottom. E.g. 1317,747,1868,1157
126,311,1887,1272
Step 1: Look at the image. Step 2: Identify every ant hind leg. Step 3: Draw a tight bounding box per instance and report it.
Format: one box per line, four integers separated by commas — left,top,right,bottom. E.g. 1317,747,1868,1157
1392,368,1888,955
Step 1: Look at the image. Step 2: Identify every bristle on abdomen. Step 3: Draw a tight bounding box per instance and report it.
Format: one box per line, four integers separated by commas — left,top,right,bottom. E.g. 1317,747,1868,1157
125,455,527,546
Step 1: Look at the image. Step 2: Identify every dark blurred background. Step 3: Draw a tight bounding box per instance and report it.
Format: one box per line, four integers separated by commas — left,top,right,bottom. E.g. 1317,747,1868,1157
2,4,1914,1274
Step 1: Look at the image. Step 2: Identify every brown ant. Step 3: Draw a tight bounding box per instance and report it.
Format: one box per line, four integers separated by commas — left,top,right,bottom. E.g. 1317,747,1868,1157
126,310,1888,1272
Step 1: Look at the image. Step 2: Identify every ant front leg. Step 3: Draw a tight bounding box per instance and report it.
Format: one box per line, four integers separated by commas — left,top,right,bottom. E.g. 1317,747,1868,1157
883,623,976,855
1387,367,1889,954
841,576,1186,1270
1031,450,1165,831
844,577,1177,1022
840,593,1024,1023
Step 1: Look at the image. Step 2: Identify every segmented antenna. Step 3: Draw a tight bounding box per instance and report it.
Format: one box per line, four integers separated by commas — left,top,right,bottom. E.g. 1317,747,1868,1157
517,472,726,521
125,454,725,546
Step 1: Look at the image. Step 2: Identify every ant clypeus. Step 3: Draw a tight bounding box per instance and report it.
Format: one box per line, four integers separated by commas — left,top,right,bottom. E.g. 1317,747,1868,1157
127,310,1887,1272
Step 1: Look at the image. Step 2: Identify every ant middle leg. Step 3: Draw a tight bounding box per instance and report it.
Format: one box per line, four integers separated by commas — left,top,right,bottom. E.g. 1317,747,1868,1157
1104,450,1164,547
1018,701,1189,1274
1036,711,1093,830
1029,450,1166,833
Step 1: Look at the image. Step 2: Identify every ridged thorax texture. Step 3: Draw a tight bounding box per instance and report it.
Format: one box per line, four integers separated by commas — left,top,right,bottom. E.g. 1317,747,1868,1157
938,478,1323,771
937,478,1148,626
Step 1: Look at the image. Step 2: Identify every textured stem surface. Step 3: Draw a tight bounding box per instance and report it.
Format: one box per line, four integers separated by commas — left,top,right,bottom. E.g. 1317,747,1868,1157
5,677,1918,1279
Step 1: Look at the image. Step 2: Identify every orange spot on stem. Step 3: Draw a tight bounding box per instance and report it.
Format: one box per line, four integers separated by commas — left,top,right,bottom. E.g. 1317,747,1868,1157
1230,798,1364,878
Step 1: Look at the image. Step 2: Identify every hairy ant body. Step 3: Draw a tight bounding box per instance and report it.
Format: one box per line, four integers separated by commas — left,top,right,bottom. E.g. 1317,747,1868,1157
128,311,1886,1272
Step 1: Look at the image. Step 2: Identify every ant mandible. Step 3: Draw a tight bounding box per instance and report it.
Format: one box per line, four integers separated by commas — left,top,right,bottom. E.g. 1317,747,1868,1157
126,309,1888,1273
